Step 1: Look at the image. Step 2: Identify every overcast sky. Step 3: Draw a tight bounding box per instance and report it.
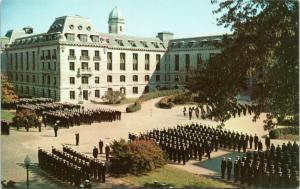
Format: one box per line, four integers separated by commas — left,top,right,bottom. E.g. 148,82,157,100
1,0,231,38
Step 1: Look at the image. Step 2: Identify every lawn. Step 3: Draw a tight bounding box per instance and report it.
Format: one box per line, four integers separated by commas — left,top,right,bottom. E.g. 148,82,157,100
122,165,233,188
1,110,14,121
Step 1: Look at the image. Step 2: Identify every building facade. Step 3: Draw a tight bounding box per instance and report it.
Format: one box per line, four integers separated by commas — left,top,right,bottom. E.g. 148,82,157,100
3,7,225,103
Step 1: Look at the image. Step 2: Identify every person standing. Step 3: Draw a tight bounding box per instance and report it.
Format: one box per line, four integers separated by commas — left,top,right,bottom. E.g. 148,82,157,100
254,134,259,150
265,135,271,150
54,123,58,137
183,107,186,116
221,157,227,179
99,139,104,154
75,132,79,146
249,134,253,149
93,146,98,159
227,157,233,180
105,144,110,161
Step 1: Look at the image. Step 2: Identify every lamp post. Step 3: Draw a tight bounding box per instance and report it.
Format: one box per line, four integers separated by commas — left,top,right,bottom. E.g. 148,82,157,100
24,155,31,188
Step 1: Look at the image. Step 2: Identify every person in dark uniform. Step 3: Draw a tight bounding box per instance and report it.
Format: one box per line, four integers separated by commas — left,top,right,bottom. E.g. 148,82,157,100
249,134,253,149
254,134,259,150
234,160,239,182
227,157,233,180
54,123,58,137
265,135,271,150
75,132,79,146
258,140,263,151
93,146,98,159
99,139,104,154
105,144,110,161
183,107,186,116
101,162,106,183
221,157,226,179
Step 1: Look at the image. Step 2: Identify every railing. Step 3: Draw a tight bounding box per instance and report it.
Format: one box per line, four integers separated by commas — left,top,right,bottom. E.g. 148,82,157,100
80,56,90,61
77,68,92,76
93,56,101,61
68,55,76,60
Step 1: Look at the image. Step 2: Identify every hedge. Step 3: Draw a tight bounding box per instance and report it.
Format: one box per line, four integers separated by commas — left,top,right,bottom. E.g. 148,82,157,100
158,96,175,109
269,126,299,139
126,89,183,113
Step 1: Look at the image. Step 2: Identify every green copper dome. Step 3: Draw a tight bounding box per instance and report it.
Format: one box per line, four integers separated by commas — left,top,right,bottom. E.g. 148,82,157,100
108,6,124,22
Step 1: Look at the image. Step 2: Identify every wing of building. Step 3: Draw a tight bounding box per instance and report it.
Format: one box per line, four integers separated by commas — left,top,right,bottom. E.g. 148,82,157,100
1,7,229,103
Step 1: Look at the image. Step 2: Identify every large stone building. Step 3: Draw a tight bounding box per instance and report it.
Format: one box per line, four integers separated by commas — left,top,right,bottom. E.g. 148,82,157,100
2,7,225,103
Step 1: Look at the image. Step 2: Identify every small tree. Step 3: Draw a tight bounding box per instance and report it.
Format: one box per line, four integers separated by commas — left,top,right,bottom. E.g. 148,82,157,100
12,109,40,131
101,90,124,104
1,74,18,105
110,139,166,174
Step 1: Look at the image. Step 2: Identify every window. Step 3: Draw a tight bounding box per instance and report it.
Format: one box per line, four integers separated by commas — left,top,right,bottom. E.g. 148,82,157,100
120,75,126,82
15,74,18,81
197,54,202,70
156,54,161,71
95,90,100,98
133,53,138,70
145,75,149,81
94,50,100,60
145,54,150,70
109,26,112,33
81,62,88,70
42,76,45,84
133,75,138,82
70,91,75,99
91,35,99,42
151,42,159,48
47,50,51,59
175,54,179,71
95,76,100,84
66,33,75,41
140,41,148,48
69,62,75,70
21,74,24,81
81,76,89,84
70,77,75,84
53,49,57,59
15,53,18,70
107,52,112,70
120,26,122,32
120,87,126,94
115,39,124,46
78,34,87,42
32,51,35,70
54,77,56,86
120,53,126,70
133,87,138,94
32,75,36,83
26,75,29,82
47,75,51,85
26,52,29,70
48,62,51,70
186,54,190,71
95,62,100,71
175,75,179,82
20,53,23,70
107,75,112,82
128,40,136,47
81,50,88,57
156,75,160,82
69,49,75,56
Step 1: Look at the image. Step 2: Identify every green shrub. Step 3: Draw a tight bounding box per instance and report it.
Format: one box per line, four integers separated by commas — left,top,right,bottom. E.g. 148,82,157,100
158,96,175,109
12,109,40,131
101,90,125,104
110,139,167,174
269,127,299,139
173,92,193,104
126,102,142,113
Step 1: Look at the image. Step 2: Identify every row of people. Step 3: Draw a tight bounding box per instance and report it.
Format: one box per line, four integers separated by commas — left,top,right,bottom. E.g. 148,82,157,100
221,142,299,187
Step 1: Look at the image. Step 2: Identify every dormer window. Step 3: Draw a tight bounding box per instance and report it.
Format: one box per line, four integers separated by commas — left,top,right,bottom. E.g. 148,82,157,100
65,33,75,41
140,41,148,48
188,41,195,48
78,34,87,42
69,24,74,29
178,41,184,48
171,42,176,48
86,26,91,31
91,35,99,42
78,25,83,30
151,42,159,48
160,43,165,49
115,39,124,46
128,40,137,47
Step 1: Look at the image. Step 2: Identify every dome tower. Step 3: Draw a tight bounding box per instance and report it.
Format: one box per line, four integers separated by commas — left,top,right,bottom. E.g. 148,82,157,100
108,6,125,34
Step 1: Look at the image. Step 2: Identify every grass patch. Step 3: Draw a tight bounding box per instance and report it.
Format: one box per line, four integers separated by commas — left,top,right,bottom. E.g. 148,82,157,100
122,165,233,188
1,110,14,121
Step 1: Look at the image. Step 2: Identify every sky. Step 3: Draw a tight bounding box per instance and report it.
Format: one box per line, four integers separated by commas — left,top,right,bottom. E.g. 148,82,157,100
0,0,231,38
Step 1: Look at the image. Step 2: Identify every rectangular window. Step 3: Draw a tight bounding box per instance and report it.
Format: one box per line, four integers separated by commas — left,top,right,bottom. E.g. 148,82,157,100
133,53,138,70
47,50,51,59
95,90,100,98
15,53,18,70
66,33,75,41
156,75,160,82
145,54,150,70
81,76,89,84
26,52,29,70
81,62,88,70
79,34,88,42
133,87,138,94
120,53,126,70
52,49,57,59
70,77,75,84
186,54,190,71
95,76,100,84
69,49,75,56
81,50,88,56
107,75,112,82
175,54,179,71
197,54,202,70
32,51,35,70
91,35,99,42
41,50,45,60
120,75,126,82
107,52,112,70
69,62,75,70
70,91,75,99
94,50,101,61
48,62,51,70
32,75,36,83
26,75,29,82
145,75,149,81
95,62,100,71
156,54,161,71
133,75,138,82
20,52,23,70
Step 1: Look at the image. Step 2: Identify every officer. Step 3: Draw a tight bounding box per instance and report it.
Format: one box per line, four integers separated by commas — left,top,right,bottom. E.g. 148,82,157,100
258,140,263,151
183,107,186,116
75,132,79,146
54,123,58,137
221,157,226,179
101,162,106,183
105,144,110,161
249,134,253,149
99,139,104,154
227,157,233,180
265,135,271,150
234,160,239,182
254,133,259,150
92,146,98,159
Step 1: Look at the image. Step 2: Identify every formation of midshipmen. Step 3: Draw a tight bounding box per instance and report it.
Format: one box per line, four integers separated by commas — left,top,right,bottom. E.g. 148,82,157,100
38,146,106,187
221,141,299,187
129,123,261,164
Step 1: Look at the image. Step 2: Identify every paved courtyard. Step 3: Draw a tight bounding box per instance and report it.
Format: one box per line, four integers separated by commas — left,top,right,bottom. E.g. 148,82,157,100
1,97,293,188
